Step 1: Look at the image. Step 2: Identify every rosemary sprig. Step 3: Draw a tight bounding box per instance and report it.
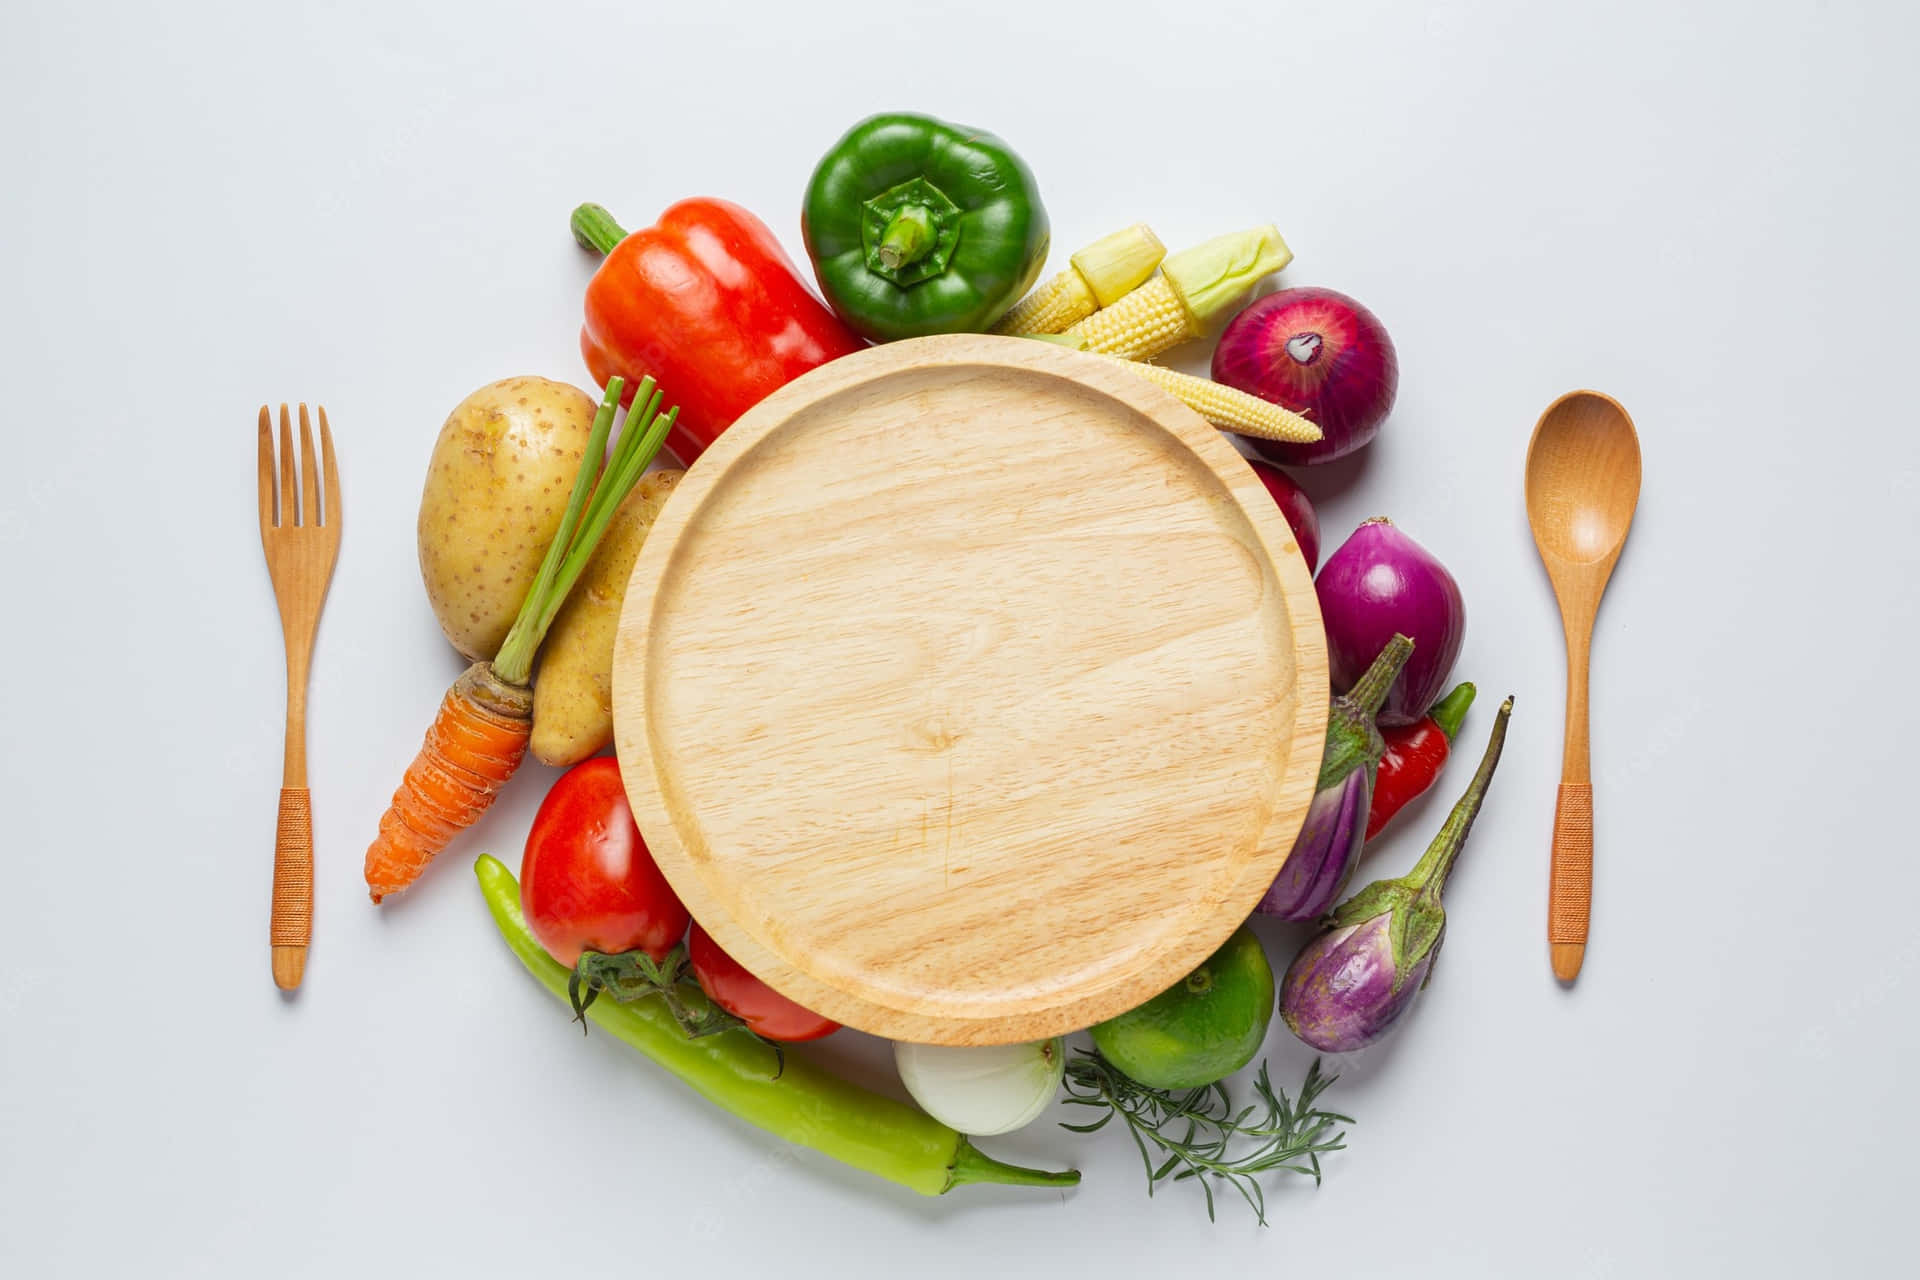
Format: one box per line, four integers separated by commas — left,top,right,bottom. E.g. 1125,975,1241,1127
1059,1051,1351,1225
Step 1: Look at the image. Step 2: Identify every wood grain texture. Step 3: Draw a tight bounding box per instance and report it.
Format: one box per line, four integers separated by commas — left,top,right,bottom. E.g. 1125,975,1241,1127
612,335,1326,1044
258,404,340,992
1525,390,1640,985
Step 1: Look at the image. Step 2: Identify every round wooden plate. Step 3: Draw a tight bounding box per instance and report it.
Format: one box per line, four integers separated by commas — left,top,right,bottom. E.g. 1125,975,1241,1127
613,335,1326,1045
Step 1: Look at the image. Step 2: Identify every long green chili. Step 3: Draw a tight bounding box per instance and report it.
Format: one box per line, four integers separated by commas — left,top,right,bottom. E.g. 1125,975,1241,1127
476,856,1080,1196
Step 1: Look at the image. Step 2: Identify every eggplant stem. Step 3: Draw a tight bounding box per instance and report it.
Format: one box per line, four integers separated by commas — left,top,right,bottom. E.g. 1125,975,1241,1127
1345,634,1415,721
1406,697,1515,899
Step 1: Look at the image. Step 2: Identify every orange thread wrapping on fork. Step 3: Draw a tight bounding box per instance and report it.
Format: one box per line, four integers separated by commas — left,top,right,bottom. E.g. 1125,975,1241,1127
1549,783,1593,943
272,788,314,946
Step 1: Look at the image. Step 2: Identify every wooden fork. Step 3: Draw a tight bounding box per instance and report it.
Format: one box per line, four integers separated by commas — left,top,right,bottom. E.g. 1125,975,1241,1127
257,404,341,991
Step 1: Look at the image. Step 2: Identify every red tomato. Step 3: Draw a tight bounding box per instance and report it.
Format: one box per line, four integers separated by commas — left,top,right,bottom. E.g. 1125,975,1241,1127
521,758,689,967
688,924,839,1042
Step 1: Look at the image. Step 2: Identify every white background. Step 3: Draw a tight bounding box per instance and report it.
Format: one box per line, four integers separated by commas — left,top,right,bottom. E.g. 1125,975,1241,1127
3,0,1916,1274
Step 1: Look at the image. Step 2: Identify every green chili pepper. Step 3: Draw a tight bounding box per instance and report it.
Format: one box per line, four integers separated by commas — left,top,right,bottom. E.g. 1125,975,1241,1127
802,112,1049,341
476,855,1079,1196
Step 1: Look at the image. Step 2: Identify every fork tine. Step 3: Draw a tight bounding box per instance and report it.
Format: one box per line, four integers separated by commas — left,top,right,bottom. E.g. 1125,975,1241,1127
278,405,298,527
298,405,320,528
257,406,277,530
319,406,340,528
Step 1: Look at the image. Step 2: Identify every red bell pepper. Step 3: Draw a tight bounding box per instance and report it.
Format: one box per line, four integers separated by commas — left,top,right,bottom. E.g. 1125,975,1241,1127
1366,682,1475,839
570,199,865,465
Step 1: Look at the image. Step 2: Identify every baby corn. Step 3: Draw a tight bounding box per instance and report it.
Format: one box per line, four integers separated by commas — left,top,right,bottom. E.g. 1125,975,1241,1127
1063,226,1292,361
992,224,1165,335
1113,358,1320,443
1029,332,1319,443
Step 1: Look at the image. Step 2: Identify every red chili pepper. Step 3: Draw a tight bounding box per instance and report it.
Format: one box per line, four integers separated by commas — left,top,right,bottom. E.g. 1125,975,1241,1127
1366,682,1475,839
570,199,865,465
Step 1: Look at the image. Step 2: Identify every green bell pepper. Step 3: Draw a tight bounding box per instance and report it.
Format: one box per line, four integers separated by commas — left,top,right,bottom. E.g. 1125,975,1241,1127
802,112,1049,341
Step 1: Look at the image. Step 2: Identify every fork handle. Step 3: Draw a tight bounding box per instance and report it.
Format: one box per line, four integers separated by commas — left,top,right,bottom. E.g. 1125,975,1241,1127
271,787,313,990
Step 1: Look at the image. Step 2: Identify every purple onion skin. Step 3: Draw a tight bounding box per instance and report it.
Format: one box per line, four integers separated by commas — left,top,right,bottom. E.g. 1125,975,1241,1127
1318,519,1465,727
1256,767,1371,921
1247,458,1321,572
1279,912,1436,1053
1214,288,1398,467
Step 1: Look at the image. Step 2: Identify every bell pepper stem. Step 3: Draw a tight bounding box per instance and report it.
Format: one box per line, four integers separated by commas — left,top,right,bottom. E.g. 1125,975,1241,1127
876,204,937,271
571,203,628,257
1428,683,1477,742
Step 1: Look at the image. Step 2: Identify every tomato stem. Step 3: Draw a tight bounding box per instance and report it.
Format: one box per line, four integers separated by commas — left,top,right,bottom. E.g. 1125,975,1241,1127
572,946,765,1048
476,856,1079,1196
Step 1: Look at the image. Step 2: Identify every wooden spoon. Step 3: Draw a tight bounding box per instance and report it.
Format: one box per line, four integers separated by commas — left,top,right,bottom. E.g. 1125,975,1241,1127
1524,391,1641,984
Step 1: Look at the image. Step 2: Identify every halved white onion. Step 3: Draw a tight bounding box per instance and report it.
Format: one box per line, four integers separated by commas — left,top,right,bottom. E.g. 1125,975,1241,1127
894,1037,1067,1136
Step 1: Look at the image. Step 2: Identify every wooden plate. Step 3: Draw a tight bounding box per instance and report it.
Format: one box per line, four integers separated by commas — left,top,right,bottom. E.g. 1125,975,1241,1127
613,335,1326,1044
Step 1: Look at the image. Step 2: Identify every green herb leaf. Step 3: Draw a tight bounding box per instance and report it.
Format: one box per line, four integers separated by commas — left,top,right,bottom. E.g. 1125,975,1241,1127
1059,1051,1350,1226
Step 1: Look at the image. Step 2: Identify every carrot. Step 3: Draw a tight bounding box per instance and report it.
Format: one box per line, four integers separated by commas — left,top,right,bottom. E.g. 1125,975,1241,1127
365,376,678,902
366,663,531,902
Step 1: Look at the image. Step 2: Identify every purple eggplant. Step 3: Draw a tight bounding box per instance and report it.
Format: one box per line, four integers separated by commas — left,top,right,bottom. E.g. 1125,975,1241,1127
1280,696,1513,1053
1256,634,1414,921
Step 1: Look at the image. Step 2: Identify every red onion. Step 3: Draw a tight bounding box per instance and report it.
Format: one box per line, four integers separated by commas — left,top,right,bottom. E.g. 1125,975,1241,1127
1317,518,1464,727
1212,287,1397,466
1246,458,1320,572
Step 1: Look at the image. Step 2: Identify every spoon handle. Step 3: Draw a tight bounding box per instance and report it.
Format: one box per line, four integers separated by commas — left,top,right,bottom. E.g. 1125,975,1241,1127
1549,785,1592,979
1551,625,1593,982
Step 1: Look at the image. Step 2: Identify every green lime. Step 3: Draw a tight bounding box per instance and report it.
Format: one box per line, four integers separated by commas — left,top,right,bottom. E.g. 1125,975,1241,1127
1090,926,1275,1089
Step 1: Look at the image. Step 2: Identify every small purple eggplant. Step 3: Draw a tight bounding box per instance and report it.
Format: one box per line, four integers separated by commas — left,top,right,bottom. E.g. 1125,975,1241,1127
1279,696,1512,1053
1257,633,1415,921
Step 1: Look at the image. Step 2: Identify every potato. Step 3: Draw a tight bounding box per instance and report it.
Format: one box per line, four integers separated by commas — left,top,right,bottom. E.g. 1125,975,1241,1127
531,469,684,767
417,377,597,662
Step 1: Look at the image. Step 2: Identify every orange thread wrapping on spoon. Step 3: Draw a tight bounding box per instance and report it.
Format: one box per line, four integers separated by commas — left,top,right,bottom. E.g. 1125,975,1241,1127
1548,783,1592,943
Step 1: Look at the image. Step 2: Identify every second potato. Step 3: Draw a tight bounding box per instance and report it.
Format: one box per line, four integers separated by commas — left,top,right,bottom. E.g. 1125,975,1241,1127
530,468,683,767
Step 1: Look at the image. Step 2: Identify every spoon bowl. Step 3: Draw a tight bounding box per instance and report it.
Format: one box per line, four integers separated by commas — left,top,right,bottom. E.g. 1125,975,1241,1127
1526,392,1642,567
1524,391,1641,984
